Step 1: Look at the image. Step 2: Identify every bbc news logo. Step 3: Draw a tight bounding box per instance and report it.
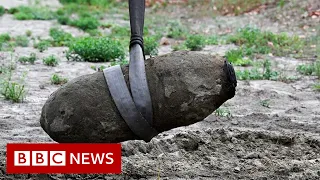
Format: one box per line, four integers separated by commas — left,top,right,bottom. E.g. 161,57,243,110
14,151,66,166
7,143,121,174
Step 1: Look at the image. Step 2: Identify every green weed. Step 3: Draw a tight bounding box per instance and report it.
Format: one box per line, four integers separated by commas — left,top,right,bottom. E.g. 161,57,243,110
260,99,270,108
1,81,26,102
57,15,70,25
51,74,68,85
277,73,300,83
0,6,5,16
262,59,278,80
67,37,125,62
34,40,51,52
313,83,320,91
0,33,12,51
43,55,59,66
228,27,304,56
110,60,129,66
90,65,107,71
8,7,18,14
144,36,159,55
277,0,286,8
297,64,314,75
111,25,130,37
109,25,130,47
55,2,105,28
172,43,188,51
0,67,26,103
13,6,55,20
18,53,37,64
0,58,16,75
25,30,32,37
15,35,29,47
0,34,10,42
58,0,120,9
185,35,206,51
87,29,102,36
166,21,188,39
214,108,232,118
297,61,320,78
69,16,100,31
236,59,278,80
49,28,73,46
225,49,253,66
205,35,219,45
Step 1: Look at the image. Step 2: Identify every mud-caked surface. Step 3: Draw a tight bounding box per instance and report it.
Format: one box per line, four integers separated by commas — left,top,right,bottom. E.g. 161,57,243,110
40,52,234,143
1,0,320,179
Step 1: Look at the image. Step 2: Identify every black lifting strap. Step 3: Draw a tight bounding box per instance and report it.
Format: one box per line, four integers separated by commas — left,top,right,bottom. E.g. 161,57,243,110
103,0,157,142
103,66,158,142
128,0,153,125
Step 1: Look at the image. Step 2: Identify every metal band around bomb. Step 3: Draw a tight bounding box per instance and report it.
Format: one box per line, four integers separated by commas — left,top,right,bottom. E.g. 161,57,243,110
103,65,158,142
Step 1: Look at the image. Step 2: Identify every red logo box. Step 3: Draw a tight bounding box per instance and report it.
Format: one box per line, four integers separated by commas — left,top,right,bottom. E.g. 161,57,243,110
6,143,121,174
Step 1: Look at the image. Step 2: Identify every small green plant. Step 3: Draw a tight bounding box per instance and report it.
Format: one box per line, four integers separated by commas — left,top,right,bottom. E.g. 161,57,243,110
87,29,101,36
278,75,300,83
228,27,304,56
0,59,16,75
0,6,5,16
51,74,68,85
313,83,320,91
70,16,100,31
277,0,286,8
0,33,11,42
49,28,73,46
34,40,51,52
236,59,278,80
0,67,27,103
185,35,206,51
296,64,313,75
1,81,26,102
8,7,18,14
43,55,59,66
110,60,129,66
205,35,219,45
67,37,125,62
172,42,188,51
0,33,11,51
15,35,29,47
25,30,32,37
297,61,320,77
13,6,55,20
90,65,107,71
260,99,270,108
225,49,253,66
57,15,70,25
314,61,320,78
262,59,278,80
166,21,188,39
58,0,117,8
111,25,130,37
214,108,231,118
18,53,37,64
236,69,262,80
144,36,159,56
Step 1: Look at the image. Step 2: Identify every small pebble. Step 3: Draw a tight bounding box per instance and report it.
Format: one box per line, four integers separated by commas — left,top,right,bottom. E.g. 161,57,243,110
234,167,240,173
